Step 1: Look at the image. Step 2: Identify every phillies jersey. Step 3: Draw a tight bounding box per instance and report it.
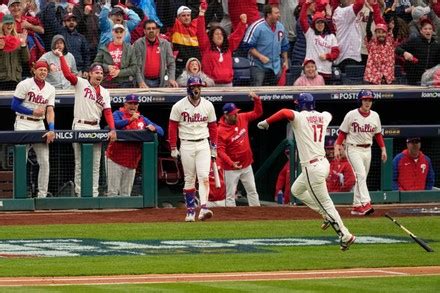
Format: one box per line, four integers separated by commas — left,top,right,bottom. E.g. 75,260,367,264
290,110,332,164
333,5,362,64
169,96,216,140
304,29,338,74
73,78,111,121
14,78,55,119
339,109,382,146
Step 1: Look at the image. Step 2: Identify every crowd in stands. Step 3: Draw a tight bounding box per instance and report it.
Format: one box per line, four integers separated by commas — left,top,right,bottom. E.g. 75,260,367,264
1,0,440,91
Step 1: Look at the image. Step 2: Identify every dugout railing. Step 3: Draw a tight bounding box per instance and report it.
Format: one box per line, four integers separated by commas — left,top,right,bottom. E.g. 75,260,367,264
0,130,158,211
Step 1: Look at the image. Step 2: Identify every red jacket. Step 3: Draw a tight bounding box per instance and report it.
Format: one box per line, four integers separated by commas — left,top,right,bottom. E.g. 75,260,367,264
327,158,355,192
209,158,226,202
218,98,263,170
196,15,247,84
228,0,261,31
275,160,291,204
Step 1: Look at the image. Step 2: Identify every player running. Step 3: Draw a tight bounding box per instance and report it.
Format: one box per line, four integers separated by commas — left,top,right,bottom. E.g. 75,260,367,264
257,93,355,251
168,76,218,222
54,50,117,197
334,89,387,216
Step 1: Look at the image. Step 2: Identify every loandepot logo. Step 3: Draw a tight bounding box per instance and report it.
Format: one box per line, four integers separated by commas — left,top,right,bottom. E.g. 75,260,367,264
0,237,412,258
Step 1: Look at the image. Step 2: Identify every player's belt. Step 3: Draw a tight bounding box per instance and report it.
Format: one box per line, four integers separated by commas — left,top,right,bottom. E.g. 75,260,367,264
77,119,99,126
18,115,42,122
181,138,206,142
351,144,371,148
308,157,324,164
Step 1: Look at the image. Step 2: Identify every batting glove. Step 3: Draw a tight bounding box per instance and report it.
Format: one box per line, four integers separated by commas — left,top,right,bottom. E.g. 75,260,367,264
171,148,180,159
257,120,269,130
210,144,217,159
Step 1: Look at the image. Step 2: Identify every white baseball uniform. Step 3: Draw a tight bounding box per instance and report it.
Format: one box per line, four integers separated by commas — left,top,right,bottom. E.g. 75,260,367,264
13,78,56,198
169,96,217,206
271,109,353,243
333,5,362,64
72,77,112,197
304,29,338,74
339,108,382,206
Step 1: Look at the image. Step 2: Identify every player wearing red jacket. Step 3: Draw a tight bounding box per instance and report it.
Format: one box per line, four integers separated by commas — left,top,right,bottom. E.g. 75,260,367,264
217,92,263,206
208,157,226,207
326,141,355,192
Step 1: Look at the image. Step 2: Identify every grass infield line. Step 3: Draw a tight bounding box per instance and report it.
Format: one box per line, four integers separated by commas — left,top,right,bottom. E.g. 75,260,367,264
0,266,439,287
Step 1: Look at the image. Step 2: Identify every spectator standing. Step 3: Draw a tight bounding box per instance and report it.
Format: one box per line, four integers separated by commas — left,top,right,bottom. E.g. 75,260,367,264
106,94,164,196
73,0,101,62
396,18,440,85
270,0,298,52
98,2,140,46
294,59,325,86
176,57,215,87
94,24,138,88
408,5,430,39
392,137,435,191
325,139,355,192
134,19,178,88
168,76,218,222
334,89,387,216
217,92,262,207
331,0,365,72
196,5,247,87
300,1,339,83
291,2,313,66
39,34,78,89
0,13,29,90
257,93,356,251
364,0,399,84
170,5,201,77
10,60,55,198
56,51,117,197
243,4,289,86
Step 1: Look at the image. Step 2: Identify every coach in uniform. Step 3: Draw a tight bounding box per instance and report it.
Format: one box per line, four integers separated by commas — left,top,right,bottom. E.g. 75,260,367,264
168,76,218,222
55,50,117,197
258,93,356,251
11,61,56,198
334,89,387,216
106,94,164,196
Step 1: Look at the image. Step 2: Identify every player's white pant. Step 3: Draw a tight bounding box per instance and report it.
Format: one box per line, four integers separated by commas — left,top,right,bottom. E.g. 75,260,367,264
291,158,352,242
224,165,261,207
180,139,210,206
72,120,101,197
106,157,135,196
14,118,49,197
345,145,371,206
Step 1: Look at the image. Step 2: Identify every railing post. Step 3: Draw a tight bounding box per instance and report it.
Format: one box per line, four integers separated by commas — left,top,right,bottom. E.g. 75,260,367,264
13,145,27,198
381,138,394,191
81,144,93,197
142,136,158,207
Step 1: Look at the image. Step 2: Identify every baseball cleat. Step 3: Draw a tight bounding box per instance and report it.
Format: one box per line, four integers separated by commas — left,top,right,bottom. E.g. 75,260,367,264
340,235,356,251
363,202,375,215
321,220,331,230
185,212,195,222
351,205,366,216
198,208,213,221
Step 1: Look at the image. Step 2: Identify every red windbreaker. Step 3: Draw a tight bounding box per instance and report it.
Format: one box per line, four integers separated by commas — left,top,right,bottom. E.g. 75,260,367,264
326,158,356,192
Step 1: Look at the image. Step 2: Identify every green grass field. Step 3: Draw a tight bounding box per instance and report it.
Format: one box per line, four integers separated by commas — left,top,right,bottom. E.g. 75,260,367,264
0,216,439,291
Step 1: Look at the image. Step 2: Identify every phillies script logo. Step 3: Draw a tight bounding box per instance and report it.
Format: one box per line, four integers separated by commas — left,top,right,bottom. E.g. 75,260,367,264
351,122,376,133
84,88,105,107
181,112,208,122
28,92,48,104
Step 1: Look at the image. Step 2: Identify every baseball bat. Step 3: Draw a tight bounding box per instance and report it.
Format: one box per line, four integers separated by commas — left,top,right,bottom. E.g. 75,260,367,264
385,214,434,252
212,160,221,189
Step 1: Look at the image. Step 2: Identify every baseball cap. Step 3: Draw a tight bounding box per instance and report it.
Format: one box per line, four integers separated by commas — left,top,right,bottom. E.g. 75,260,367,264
7,0,20,7
223,103,240,115
110,7,125,16
125,94,139,104
63,13,77,21
375,23,388,32
177,5,191,16
312,11,326,24
1,14,14,24
406,137,421,143
303,59,316,66
112,24,126,31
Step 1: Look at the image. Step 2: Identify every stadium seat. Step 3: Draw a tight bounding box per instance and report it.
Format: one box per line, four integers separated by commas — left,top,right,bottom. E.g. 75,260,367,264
341,65,365,85
233,57,251,86
287,65,303,85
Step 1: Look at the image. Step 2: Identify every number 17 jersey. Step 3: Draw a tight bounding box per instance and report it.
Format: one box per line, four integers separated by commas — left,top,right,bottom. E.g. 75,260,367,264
290,110,332,164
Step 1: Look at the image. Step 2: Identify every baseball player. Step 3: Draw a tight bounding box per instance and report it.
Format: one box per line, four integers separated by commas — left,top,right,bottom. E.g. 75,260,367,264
106,94,164,196
168,76,218,222
11,60,56,198
217,92,262,207
258,93,356,251
54,50,117,197
334,89,387,216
